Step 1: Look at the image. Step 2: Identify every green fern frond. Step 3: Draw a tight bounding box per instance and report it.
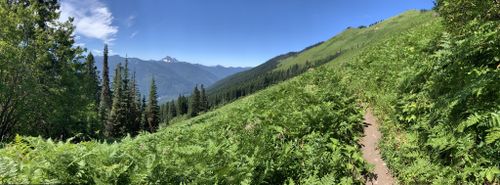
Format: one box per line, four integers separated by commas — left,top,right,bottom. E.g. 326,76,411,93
485,128,500,144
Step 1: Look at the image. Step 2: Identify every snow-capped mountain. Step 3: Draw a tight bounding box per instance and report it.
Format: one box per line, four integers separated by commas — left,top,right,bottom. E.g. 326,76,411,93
95,55,250,102
162,56,180,63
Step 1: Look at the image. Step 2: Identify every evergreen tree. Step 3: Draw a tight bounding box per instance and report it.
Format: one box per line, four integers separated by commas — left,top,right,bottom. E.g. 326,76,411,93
106,63,127,137
168,101,177,120
183,96,189,114
99,44,112,124
121,58,135,134
145,77,160,132
83,53,100,106
82,52,101,136
160,103,169,123
176,95,182,115
188,85,201,117
176,95,189,115
200,84,208,112
140,96,147,131
159,104,166,123
129,71,142,135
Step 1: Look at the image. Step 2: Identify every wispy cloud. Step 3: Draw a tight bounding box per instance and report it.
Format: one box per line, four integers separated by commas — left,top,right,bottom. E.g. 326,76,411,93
59,0,118,44
91,49,103,55
92,48,115,55
126,15,136,27
75,43,86,48
130,31,139,38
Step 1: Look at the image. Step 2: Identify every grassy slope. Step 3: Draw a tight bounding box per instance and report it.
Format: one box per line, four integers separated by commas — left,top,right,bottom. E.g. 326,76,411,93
276,10,435,70
207,10,434,104
0,67,370,184
207,52,293,94
0,10,456,184
336,10,500,184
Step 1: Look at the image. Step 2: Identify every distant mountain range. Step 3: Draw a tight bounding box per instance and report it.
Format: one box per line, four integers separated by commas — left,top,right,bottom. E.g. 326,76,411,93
94,55,250,102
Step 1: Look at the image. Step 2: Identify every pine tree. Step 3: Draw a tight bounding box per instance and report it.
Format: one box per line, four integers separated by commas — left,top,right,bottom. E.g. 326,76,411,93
159,104,166,123
160,103,169,123
176,95,188,115
121,58,135,134
168,101,177,121
176,95,182,115
99,44,112,124
188,85,201,117
83,52,100,106
129,71,142,135
106,63,127,137
140,96,147,131
200,84,208,112
145,77,160,132
82,52,101,136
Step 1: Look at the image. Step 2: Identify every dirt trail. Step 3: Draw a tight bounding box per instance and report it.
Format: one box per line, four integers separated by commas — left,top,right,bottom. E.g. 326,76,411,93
361,108,395,185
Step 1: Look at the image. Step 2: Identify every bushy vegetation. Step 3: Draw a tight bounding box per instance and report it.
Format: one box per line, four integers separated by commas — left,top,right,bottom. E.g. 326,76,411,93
339,1,500,183
0,67,371,184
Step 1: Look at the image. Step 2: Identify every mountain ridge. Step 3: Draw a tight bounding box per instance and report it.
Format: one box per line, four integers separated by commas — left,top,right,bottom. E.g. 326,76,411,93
94,55,250,101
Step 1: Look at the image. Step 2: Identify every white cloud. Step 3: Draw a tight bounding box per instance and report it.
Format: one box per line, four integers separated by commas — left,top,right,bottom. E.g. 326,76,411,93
92,49,103,55
59,0,118,44
126,15,135,27
91,49,115,55
130,31,138,38
75,43,85,48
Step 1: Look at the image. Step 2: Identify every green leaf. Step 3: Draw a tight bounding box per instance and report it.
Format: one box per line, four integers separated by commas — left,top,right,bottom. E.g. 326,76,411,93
485,128,500,144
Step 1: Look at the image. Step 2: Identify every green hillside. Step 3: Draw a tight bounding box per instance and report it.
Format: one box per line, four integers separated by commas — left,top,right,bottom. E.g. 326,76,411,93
276,10,435,70
0,67,371,184
207,10,436,107
337,5,500,183
1,1,499,183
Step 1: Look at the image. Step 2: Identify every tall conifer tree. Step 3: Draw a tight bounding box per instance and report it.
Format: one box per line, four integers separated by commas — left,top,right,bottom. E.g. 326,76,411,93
176,95,188,115
121,58,134,134
106,63,126,137
200,84,208,112
141,96,147,131
188,85,201,117
145,77,159,132
129,71,142,135
168,101,177,121
82,52,101,136
83,52,100,106
99,45,112,124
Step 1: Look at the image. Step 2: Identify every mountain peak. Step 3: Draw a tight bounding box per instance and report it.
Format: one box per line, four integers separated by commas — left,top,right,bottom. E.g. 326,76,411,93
162,56,179,63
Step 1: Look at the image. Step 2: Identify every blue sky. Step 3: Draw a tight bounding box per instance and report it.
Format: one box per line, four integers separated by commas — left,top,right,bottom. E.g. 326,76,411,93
60,0,434,67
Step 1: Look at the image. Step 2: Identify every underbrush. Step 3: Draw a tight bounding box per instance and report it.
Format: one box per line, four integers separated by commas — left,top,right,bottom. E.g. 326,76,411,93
0,68,371,184
341,14,500,184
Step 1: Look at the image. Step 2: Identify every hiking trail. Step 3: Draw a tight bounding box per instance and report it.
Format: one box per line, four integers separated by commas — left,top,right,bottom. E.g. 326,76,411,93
361,108,395,185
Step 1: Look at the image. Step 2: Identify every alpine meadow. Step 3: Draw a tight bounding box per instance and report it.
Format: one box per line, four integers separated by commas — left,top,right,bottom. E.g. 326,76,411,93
0,0,499,184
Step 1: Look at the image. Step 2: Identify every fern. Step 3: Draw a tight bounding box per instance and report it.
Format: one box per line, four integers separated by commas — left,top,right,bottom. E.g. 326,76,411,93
485,128,500,145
